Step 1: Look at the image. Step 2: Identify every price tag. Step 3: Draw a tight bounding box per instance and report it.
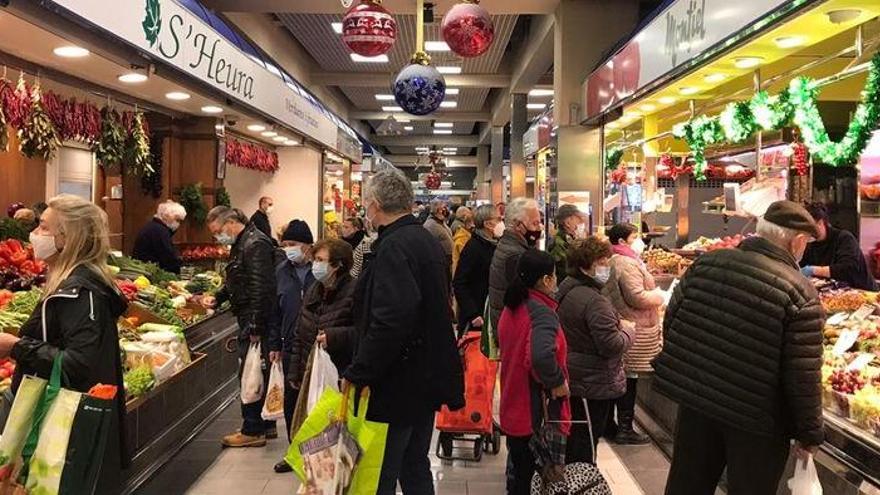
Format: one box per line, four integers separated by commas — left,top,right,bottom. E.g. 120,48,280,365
847,353,875,372
851,304,877,321
833,329,860,356
827,312,848,326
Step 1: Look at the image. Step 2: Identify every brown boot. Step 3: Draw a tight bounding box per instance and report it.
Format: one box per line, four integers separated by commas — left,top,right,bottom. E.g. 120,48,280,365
222,431,267,448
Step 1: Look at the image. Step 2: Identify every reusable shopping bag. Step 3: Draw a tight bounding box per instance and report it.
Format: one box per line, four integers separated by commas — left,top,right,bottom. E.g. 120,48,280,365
0,375,47,480
58,391,118,495
287,385,388,495
530,463,612,495
290,346,316,440
296,391,362,495
240,342,264,405
787,454,824,495
529,397,567,484
480,298,500,360
261,361,286,421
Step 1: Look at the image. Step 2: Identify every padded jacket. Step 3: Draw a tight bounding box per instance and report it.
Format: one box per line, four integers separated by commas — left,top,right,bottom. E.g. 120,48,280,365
654,236,826,445
289,273,357,385
218,223,277,338
557,273,634,400
488,231,529,330
453,231,496,330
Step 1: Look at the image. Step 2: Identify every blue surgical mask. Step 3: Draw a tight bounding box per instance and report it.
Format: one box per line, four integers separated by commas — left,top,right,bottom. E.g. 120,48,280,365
595,266,611,284
285,246,304,264
312,261,331,282
215,232,234,245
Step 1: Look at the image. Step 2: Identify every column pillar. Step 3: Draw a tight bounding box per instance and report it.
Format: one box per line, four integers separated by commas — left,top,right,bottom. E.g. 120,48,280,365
490,126,505,204
509,93,528,199
476,145,490,200
554,0,639,226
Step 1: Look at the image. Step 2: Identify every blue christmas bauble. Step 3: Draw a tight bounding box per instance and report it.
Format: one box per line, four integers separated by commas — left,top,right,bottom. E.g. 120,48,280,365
392,63,446,116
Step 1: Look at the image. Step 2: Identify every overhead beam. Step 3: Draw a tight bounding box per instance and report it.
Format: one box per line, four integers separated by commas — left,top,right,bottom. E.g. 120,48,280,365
389,156,478,167
352,111,490,122
370,135,479,147
313,72,510,89
204,0,559,14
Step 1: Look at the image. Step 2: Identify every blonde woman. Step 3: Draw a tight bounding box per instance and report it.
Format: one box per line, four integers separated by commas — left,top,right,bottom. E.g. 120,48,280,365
0,195,128,494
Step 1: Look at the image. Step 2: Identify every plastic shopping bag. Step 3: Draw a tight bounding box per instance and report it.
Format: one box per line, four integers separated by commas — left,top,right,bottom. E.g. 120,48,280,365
480,298,500,361
261,361,285,421
288,386,388,495
787,455,823,495
308,347,339,413
240,342,264,405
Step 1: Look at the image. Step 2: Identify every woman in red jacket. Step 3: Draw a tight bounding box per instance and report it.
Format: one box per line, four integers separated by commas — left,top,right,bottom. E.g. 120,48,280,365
499,249,571,495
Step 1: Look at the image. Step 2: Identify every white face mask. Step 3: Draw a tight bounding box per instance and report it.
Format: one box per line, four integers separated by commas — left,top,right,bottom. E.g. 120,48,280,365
312,261,332,282
631,237,646,255
266,206,274,214
30,232,59,261
492,221,506,239
285,246,304,264
167,221,180,233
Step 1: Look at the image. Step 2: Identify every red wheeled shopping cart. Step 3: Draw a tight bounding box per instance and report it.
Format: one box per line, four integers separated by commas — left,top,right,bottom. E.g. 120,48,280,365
435,331,502,462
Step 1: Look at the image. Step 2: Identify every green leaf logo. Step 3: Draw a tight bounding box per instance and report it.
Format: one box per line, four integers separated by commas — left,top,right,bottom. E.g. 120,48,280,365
142,0,162,48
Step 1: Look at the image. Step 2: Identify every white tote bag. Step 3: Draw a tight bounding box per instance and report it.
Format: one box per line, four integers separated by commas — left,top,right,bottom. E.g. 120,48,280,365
307,346,339,412
787,454,823,495
240,342,264,405
261,361,286,420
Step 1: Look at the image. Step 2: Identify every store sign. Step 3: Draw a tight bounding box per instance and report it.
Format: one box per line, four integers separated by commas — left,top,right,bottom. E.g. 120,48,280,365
336,130,364,163
523,120,551,157
583,0,788,120
50,0,339,148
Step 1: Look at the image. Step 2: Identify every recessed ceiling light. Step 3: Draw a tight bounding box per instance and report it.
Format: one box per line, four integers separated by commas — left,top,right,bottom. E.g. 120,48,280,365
415,147,429,151
404,126,414,131
375,94,395,101
434,122,454,128
623,112,641,119
733,56,763,69
437,66,462,74
283,140,300,146
434,129,453,135
527,103,546,110
118,72,148,83
201,105,223,114
351,53,388,63
446,88,460,96
331,22,343,34
382,106,403,112
640,103,656,112
165,91,191,101
272,136,287,142
440,101,458,108
658,96,677,104
529,89,554,97
826,9,862,24
679,86,700,95
703,73,727,83
398,118,411,123
262,131,278,137
425,41,450,52
774,36,806,49
606,122,619,129
53,45,89,58
247,124,267,132
443,147,458,152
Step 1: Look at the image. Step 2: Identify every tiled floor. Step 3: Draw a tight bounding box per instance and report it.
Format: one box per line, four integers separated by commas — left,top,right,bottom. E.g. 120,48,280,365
136,401,666,494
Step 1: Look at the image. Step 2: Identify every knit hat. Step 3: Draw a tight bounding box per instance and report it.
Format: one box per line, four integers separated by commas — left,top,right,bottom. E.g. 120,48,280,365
763,200,820,238
282,220,314,244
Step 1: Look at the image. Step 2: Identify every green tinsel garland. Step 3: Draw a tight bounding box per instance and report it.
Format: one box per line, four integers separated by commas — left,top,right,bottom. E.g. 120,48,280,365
605,148,623,171
674,51,880,179
179,183,207,225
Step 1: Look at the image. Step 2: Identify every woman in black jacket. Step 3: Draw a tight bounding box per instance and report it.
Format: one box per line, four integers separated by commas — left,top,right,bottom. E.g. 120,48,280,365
1,195,128,494
452,204,502,335
556,237,634,464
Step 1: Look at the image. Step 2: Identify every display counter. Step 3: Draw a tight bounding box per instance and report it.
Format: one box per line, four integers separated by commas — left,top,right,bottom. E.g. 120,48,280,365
121,311,240,494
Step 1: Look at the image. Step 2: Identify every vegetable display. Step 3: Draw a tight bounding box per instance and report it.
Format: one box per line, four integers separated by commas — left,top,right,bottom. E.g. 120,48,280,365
0,240,46,291
124,366,155,397
110,255,176,285
5,288,41,315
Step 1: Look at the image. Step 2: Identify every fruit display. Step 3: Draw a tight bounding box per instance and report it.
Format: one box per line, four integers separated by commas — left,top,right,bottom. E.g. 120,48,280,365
642,248,690,275
0,239,47,291
180,244,229,261
821,290,869,314
681,235,746,252
109,255,177,285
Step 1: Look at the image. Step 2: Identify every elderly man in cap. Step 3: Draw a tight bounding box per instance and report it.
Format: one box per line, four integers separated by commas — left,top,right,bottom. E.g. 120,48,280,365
655,200,825,494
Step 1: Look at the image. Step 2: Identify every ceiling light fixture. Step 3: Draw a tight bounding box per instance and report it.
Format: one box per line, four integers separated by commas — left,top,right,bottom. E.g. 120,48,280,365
118,72,148,84
440,101,458,108
679,87,700,95
826,9,862,24
382,106,403,112
331,22,343,34
165,91,191,101
658,96,677,104
529,89,554,97
606,122,619,129
262,131,278,137
351,53,389,63
527,103,546,110
703,73,727,83
398,118,411,123
283,140,300,146
247,124,267,132
437,66,462,74
272,136,287,142
733,56,763,69
201,105,223,114
774,36,806,49
433,129,453,135
446,88,460,96
425,41,450,52
53,45,90,58
434,122,454,128
375,94,396,101
404,126,414,131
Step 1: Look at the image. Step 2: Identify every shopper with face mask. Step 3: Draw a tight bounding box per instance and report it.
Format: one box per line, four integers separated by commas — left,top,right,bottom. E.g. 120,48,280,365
207,206,278,448
557,237,634,464
250,196,275,241
132,200,187,274
453,204,501,336
488,197,543,331
549,204,588,282
656,201,824,494
604,223,664,445
423,198,455,268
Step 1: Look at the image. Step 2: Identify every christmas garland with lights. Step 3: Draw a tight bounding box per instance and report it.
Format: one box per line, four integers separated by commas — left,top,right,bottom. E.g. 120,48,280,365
673,51,880,180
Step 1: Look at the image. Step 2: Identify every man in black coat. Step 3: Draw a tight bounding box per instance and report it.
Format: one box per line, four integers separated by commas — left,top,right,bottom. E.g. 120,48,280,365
250,196,274,240
453,204,501,335
132,200,187,274
343,168,464,495
655,201,825,494
208,206,278,448
801,202,877,290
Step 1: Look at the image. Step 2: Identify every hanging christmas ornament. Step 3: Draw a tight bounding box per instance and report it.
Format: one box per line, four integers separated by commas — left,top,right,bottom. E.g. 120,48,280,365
424,170,442,189
393,52,446,116
342,0,397,57
442,0,495,58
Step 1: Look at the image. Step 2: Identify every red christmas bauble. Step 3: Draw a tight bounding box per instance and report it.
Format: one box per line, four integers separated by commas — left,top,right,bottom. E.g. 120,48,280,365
342,0,397,57
441,2,494,58
425,172,441,190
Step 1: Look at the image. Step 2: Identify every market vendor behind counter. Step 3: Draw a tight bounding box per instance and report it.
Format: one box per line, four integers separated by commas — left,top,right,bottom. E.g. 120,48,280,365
800,202,877,291
132,201,187,275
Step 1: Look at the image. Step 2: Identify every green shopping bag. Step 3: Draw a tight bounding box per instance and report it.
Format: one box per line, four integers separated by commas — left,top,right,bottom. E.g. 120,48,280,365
286,386,388,495
480,298,500,361
0,375,48,479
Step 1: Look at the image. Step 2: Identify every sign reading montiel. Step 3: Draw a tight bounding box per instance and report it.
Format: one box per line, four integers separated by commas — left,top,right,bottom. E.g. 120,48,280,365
583,0,787,121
